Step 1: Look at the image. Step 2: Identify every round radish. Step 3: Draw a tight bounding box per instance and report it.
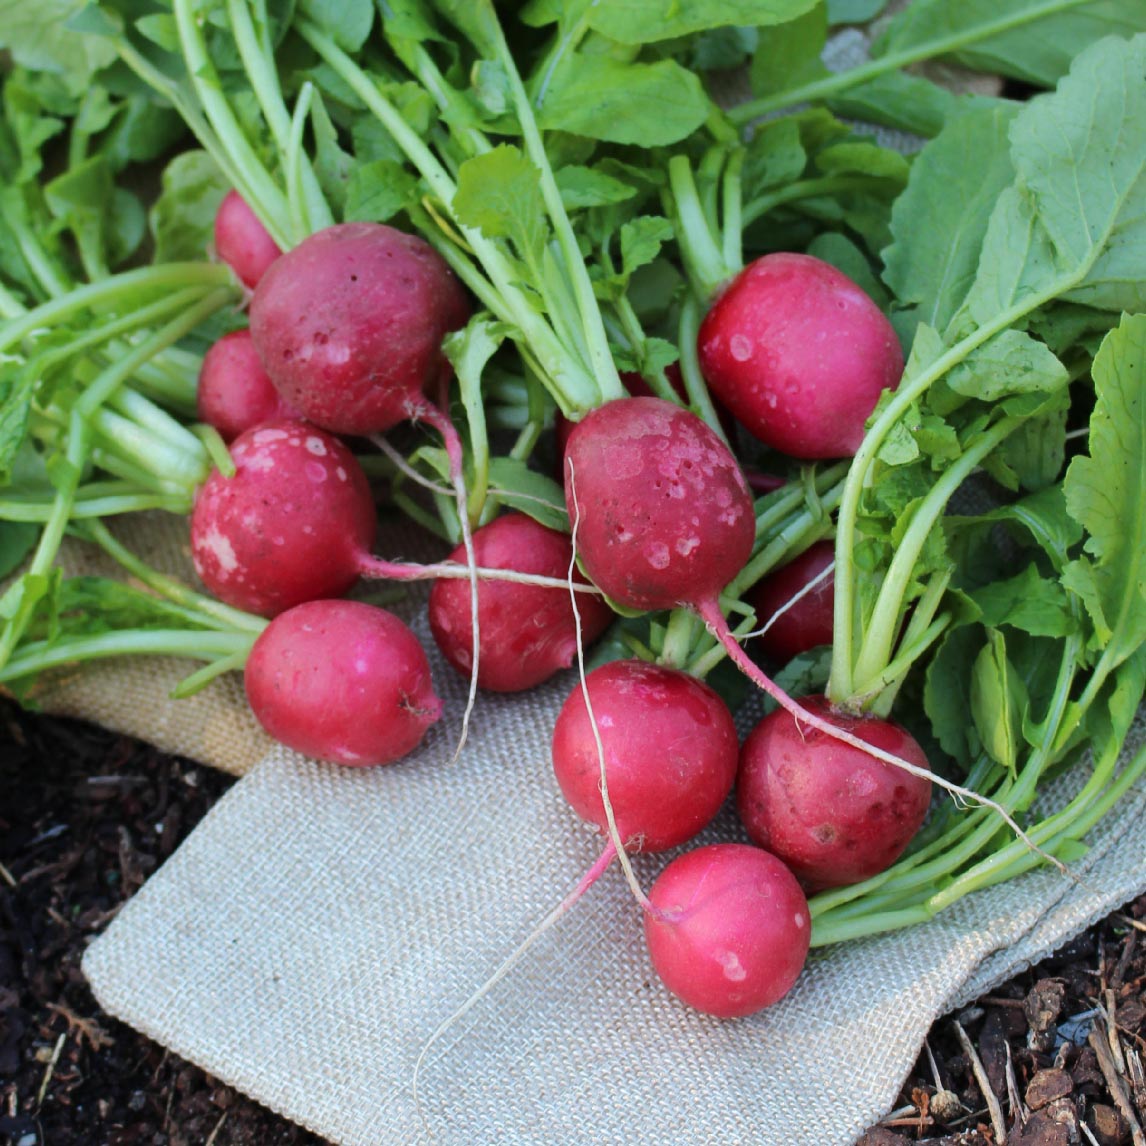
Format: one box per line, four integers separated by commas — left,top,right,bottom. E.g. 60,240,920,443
214,190,282,290
697,253,903,459
645,843,810,1018
245,599,441,766
551,660,738,853
427,513,614,693
748,540,835,663
563,396,755,614
197,328,294,442
249,222,470,437
190,419,376,617
737,696,932,890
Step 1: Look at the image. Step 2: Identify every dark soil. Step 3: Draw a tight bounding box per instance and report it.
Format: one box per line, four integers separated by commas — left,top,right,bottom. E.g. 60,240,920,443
2,699,1144,1146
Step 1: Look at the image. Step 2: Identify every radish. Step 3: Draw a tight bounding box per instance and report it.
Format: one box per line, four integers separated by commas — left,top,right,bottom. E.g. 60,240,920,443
427,513,613,692
644,843,811,1018
244,598,442,766
214,190,283,290
748,540,835,663
737,696,932,890
197,328,294,442
562,396,755,614
551,659,739,853
190,420,377,617
697,253,903,459
249,222,470,438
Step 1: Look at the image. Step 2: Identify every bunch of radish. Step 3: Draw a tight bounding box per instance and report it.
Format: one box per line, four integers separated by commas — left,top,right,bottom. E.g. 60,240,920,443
4,0,1143,1039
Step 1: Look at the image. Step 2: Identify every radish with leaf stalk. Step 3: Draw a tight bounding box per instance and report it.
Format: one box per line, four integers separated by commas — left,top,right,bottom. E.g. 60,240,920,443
748,539,836,663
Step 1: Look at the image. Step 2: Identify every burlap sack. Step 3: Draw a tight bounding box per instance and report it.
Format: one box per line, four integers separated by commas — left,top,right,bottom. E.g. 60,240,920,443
12,15,1136,1146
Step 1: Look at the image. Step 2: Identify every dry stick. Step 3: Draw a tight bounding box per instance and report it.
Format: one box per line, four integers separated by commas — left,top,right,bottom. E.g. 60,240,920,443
1108,988,1129,1074
695,597,1069,877
1005,1041,1028,1128
410,841,617,1138
741,559,835,640
953,1020,1008,1145
565,461,656,914
1089,1017,1146,1146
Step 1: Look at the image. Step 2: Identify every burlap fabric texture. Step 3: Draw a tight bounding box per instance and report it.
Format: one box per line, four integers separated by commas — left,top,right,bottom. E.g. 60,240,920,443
14,18,1136,1146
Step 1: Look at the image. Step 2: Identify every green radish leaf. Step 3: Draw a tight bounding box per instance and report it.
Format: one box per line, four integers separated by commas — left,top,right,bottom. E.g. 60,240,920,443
454,145,548,270
806,233,889,309
297,0,374,51
380,0,446,41
691,26,760,71
344,159,419,223
1062,314,1146,668
1,0,118,94
742,117,807,196
555,166,637,210
750,4,828,98
0,361,38,485
946,330,1068,401
970,628,1028,774
924,623,983,766
882,104,1018,334
970,563,1076,638
985,395,1067,493
487,457,569,533
620,216,674,280
813,140,910,182
876,0,1146,89
149,150,229,264
1088,646,1146,772
587,0,819,42
0,521,37,580
536,55,709,147
828,71,973,140
828,0,888,23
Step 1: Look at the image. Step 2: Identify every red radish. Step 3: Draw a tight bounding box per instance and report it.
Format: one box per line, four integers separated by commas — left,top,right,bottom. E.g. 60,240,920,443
249,222,470,438
197,329,294,442
551,660,739,853
244,599,441,766
214,190,283,290
191,420,377,617
427,513,613,692
748,540,835,663
697,253,903,459
737,696,932,890
645,843,810,1018
563,396,755,614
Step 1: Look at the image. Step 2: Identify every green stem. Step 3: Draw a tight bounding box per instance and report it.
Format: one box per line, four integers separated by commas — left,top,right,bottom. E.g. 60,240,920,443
721,149,745,275
0,264,236,355
743,175,892,227
0,490,191,520
848,414,1024,697
677,296,731,445
659,609,697,669
728,0,1097,125
667,156,731,304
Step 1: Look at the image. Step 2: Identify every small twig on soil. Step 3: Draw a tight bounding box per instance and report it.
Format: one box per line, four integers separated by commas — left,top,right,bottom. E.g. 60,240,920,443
205,1110,229,1146
1114,928,1139,990
35,1034,66,1108
0,858,16,888
46,1002,114,1051
1005,1041,1027,1128
954,1019,1008,1145
1081,1120,1103,1146
1118,914,1146,934
1088,1017,1146,1146
1107,989,1129,1074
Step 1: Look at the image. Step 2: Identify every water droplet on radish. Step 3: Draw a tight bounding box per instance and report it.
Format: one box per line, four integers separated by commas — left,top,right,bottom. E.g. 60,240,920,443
305,436,328,457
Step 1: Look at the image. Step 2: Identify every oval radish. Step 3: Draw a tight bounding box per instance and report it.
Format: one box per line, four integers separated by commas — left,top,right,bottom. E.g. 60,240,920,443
697,253,903,459
428,513,613,692
551,660,738,853
737,696,932,890
245,599,441,766
645,843,811,1017
197,328,294,442
214,190,282,290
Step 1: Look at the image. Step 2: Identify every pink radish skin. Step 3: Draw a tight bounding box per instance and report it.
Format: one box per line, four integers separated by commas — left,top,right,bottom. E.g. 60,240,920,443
249,222,470,437
645,843,810,1018
563,396,755,614
551,660,739,853
197,329,295,442
214,190,282,290
428,513,613,693
191,419,376,617
737,696,932,891
748,540,835,663
245,599,442,766
698,253,903,459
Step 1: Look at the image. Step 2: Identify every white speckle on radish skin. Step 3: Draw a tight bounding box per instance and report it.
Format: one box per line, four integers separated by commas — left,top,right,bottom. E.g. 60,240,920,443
646,542,671,569
336,467,347,481
718,951,747,982
199,528,238,575
305,461,328,483
253,428,289,444
795,913,806,929
305,436,328,456
730,334,753,362
676,536,700,557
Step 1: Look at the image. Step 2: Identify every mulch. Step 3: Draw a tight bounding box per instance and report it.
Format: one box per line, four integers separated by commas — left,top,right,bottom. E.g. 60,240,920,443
2,697,1144,1146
